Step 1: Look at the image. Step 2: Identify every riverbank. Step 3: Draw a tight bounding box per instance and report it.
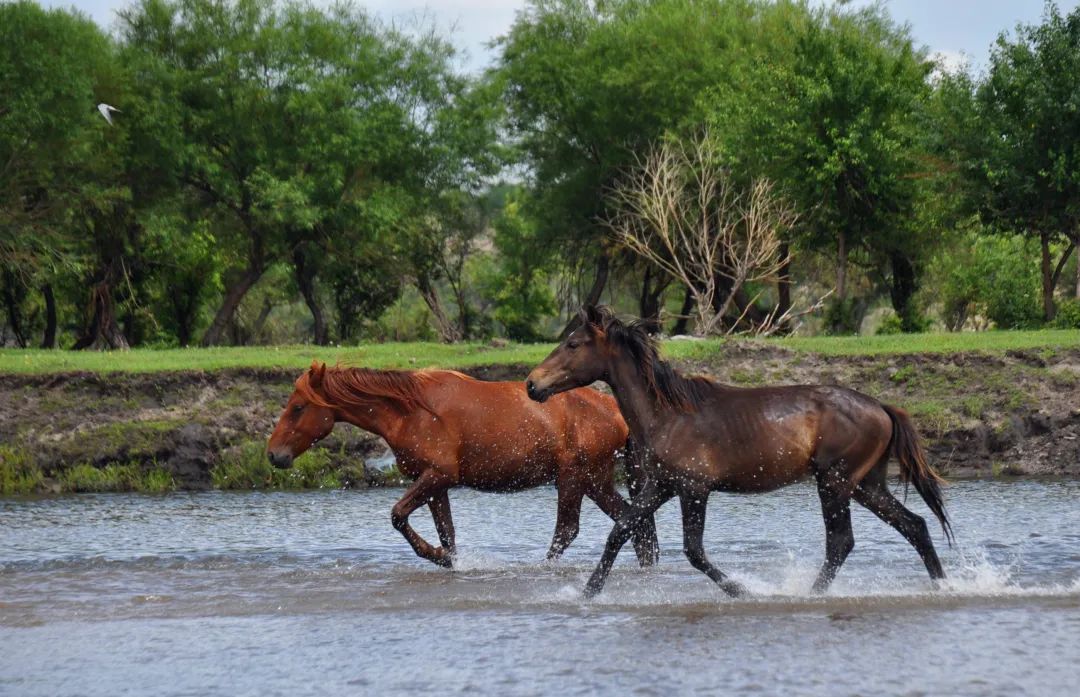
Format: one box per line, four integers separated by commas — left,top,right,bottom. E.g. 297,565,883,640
1,340,1078,493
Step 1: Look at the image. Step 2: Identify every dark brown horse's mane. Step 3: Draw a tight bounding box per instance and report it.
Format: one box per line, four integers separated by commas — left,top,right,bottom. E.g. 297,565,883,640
297,366,470,413
585,306,714,412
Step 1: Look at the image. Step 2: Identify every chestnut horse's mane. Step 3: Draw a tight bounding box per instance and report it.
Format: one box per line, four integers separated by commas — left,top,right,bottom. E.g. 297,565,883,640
297,366,471,413
587,306,714,413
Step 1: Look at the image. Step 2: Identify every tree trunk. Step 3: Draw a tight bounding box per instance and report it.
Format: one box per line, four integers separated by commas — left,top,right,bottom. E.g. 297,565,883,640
1040,231,1055,322
638,265,668,325
250,297,274,343
452,282,471,340
889,250,918,332
1049,238,1075,299
73,281,129,350
201,264,264,347
836,230,848,302
559,250,610,339
2,270,27,347
671,285,694,335
416,273,459,343
777,241,792,321
40,283,56,348
293,247,329,346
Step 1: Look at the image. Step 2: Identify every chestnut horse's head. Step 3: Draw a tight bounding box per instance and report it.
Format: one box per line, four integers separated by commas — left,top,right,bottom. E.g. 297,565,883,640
526,305,612,403
267,361,337,469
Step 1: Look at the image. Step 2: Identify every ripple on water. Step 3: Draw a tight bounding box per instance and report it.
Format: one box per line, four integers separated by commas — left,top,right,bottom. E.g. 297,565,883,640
1,482,1079,696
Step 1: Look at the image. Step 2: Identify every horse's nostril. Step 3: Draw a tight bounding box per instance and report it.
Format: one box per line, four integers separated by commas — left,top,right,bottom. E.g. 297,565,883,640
526,379,534,392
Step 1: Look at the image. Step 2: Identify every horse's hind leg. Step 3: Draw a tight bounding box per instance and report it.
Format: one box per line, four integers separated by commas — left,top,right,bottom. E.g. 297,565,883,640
679,489,746,597
853,462,945,581
391,469,453,568
812,470,854,593
546,480,584,561
429,491,456,559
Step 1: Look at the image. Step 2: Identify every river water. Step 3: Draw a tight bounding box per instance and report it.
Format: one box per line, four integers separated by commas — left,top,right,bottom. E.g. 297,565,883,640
2,480,1079,696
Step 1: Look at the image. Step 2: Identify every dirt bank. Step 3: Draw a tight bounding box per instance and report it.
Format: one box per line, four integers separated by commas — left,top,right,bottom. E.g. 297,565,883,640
1,347,1078,492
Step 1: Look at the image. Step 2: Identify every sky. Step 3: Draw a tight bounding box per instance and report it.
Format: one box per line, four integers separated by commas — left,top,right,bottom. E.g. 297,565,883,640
40,0,1080,74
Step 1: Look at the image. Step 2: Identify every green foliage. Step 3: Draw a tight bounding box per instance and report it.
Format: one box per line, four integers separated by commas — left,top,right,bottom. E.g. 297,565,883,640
930,231,1043,330
59,463,146,492
0,445,44,495
876,314,904,336
1051,299,1080,329
478,196,557,340
211,441,341,490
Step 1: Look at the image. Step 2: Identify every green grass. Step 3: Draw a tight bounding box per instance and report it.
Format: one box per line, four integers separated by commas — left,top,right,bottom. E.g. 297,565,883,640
1,329,1078,375
55,462,176,493
0,343,555,374
0,445,44,495
770,329,1080,356
211,441,342,490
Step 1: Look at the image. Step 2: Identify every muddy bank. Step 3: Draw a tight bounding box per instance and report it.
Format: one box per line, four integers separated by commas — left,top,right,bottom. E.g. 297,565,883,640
1,348,1078,492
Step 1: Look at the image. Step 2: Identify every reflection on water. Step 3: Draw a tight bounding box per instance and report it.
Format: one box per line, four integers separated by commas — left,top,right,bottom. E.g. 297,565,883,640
2,480,1079,696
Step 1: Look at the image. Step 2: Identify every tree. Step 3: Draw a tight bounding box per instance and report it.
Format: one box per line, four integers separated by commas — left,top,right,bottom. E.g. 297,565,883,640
0,1,119,347
606,132,797,336
706,3,934,332
971,1,1080,321
120,0,494,346
496,0,762,333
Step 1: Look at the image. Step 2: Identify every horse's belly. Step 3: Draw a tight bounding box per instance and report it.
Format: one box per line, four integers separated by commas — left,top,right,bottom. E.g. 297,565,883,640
459,459,556,492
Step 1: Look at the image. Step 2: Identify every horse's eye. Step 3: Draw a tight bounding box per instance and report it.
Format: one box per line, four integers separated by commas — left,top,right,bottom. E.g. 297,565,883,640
291,404,304,415
567,340,580,350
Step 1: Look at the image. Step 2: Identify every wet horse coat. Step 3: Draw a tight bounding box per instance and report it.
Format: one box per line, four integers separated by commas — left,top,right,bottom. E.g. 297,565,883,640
526,306,952,596
267,362,658,567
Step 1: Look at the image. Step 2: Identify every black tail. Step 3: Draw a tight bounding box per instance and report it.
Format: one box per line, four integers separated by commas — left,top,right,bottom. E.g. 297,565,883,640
883,404,954,545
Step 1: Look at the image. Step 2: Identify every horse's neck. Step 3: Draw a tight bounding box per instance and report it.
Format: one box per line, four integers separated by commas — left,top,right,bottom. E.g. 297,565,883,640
606,356,662,441
333,384,414,446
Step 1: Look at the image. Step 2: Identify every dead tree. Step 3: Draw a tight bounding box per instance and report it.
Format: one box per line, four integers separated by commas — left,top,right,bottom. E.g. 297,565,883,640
606,132,798,336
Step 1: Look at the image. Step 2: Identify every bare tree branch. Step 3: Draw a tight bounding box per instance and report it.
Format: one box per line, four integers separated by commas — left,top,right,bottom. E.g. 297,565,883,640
605,130,804,336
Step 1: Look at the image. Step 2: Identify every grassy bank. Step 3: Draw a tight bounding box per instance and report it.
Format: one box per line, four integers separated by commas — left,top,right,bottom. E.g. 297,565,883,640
3,329,1080,374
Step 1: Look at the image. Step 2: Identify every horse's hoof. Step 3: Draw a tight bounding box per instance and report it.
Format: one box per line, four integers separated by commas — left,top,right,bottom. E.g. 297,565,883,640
582,582,602,599
720,580,748,598
432,548,453,569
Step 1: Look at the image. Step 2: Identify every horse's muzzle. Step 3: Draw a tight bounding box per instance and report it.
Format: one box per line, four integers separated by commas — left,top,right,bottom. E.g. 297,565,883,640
267,450,294,469
525,379,551,403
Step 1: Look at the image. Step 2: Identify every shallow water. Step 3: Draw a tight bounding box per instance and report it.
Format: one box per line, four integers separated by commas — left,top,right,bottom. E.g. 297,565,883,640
2,480,1079,696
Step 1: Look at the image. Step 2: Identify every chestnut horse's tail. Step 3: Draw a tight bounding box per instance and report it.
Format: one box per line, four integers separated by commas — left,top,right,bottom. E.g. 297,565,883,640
883,404,954,545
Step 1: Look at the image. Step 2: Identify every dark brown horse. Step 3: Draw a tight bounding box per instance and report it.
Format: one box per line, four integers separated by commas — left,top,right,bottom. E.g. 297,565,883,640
526,306,953,597
267,361,658,568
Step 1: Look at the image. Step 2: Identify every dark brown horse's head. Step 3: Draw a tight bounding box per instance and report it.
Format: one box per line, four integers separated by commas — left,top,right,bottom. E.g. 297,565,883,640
526,306,612,402
267,361,338,469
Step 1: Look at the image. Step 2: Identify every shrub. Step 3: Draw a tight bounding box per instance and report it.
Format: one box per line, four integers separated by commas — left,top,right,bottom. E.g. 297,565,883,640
1052,298,1080,329
59,463,143,492
0,445,44,495
211,441,342,490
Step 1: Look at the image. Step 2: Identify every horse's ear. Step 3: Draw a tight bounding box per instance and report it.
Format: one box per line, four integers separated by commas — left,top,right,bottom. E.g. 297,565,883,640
580,305,605,333
309,361,326,388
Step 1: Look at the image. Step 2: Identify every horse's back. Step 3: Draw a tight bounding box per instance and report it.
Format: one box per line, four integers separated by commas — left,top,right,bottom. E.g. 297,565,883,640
658,382,892,492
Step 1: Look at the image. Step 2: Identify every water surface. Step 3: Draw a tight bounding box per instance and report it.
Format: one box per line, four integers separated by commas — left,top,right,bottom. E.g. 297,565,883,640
2,480,1079,696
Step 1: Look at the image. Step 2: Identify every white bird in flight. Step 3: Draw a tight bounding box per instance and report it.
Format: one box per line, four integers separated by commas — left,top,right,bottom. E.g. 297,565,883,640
97,103,120,125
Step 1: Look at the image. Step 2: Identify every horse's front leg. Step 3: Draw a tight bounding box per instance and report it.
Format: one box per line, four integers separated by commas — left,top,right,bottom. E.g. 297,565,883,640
679,488,747,597
391,469,454,568
584,477,672,597
428,490,456,560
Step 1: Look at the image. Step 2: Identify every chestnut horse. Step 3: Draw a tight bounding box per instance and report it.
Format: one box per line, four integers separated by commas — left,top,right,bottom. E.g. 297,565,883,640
526,306,953,597
267,361,658,568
